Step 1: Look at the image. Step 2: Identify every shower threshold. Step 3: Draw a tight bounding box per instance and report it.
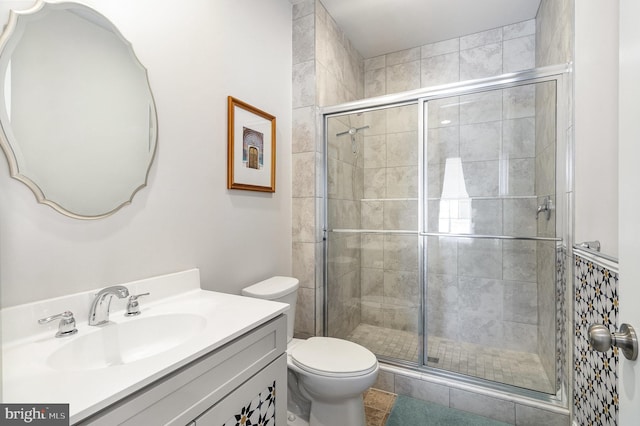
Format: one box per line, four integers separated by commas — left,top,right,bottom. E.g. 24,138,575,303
346,323,553,394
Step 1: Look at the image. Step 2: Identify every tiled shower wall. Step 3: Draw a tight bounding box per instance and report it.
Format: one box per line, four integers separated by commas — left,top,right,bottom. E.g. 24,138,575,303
357,21,543,357
293,0,576,402
291,0,363,338
363,20,536,98
293,2,546,341
535,78,559,391
359,104,420,335
535,0,574,398
326,112,365,338
424,84,547,358
292,0,577,422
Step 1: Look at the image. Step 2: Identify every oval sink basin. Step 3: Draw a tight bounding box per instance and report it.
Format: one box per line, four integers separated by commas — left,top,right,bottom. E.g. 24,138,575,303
47,314,206,371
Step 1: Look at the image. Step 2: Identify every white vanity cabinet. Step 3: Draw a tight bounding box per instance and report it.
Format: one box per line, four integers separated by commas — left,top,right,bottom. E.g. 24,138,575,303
77,315,287,425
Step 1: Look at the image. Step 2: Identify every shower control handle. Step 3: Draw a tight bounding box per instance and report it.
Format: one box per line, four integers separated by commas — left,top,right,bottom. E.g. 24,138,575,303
588,323,638,360
536,196,552,220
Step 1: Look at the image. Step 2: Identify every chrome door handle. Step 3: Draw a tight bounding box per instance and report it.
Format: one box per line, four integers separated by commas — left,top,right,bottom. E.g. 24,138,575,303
588,323,638,360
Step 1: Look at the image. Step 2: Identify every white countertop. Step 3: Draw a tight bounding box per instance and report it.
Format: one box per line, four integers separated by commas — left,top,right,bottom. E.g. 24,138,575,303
1,270,288,424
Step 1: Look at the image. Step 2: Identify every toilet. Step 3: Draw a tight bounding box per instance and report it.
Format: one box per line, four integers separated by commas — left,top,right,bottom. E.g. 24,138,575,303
242,276,379,426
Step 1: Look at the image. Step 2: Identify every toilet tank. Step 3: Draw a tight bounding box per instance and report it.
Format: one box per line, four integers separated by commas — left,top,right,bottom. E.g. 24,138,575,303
241,276,299,343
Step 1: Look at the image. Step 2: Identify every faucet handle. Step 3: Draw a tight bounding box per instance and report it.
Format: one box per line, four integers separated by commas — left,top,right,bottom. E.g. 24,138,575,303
38,311,78,338
125,292,150,317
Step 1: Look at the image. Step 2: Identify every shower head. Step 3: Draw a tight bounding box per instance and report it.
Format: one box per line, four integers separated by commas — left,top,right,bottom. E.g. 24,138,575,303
336,125,369,156
335,125,370,137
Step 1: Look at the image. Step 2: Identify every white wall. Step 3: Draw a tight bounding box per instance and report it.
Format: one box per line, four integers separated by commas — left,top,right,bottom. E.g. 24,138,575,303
574,0,619,257
619,0,640,422
0,0,293,307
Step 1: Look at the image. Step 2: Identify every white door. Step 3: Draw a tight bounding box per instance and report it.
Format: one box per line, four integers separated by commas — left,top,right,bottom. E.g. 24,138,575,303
618,0,640,423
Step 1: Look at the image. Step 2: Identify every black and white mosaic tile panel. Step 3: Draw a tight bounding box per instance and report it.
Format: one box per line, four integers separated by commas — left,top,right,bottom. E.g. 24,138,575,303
222,381,276,426
557,246,567,391
573,253,619,426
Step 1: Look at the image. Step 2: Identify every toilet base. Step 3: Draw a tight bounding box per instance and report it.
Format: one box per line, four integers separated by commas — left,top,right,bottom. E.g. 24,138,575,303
308,395,366,426
287,410,310,426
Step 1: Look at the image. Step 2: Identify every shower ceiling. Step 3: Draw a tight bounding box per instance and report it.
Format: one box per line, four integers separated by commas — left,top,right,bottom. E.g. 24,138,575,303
321,0,542,58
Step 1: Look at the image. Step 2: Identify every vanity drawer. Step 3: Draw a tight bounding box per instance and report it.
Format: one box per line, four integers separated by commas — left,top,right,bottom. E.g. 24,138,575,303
78,315,286,425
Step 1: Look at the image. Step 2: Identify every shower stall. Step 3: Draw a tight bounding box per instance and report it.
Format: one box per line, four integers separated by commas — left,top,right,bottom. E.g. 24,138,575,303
323,66,570,399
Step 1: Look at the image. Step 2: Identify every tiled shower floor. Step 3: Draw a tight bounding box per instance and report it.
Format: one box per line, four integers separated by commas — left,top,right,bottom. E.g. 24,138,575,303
347,324,553,393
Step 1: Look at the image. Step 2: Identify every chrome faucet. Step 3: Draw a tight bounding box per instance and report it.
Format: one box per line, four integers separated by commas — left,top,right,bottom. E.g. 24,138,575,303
88,285,130,326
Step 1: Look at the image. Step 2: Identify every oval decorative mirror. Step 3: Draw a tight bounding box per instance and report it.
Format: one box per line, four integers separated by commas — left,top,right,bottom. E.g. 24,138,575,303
0,1,158,219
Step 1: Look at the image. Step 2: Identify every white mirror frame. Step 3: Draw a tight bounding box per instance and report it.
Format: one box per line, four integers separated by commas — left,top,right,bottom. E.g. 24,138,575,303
0,0,158,220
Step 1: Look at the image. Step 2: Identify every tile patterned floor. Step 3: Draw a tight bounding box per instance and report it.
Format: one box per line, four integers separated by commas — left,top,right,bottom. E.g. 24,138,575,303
347,324,553,393
364,388,397,426
347,323,420,361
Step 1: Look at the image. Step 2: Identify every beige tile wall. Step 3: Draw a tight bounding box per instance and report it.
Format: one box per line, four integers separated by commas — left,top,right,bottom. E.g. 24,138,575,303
535,0,574,393
358,22,543,355
293,0,571,377
291,0,363,337
293,0,574,418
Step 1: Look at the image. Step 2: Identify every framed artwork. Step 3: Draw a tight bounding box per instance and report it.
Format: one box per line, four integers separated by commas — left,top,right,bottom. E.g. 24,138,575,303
227,96,276,192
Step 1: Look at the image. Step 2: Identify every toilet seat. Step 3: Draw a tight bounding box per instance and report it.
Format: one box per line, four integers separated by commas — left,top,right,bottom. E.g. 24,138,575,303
289,337,377,378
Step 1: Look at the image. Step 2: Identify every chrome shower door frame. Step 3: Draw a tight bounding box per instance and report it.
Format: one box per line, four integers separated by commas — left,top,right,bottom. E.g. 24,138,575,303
321,63,573,404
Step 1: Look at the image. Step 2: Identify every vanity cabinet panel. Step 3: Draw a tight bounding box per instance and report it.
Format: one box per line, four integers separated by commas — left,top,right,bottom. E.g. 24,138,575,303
77,315,286,425
195,354,286,425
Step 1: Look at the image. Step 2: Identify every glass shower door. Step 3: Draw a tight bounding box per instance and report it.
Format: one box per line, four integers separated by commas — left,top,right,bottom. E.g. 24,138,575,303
325,103,422,365
423,80,559,393
323,74,565,396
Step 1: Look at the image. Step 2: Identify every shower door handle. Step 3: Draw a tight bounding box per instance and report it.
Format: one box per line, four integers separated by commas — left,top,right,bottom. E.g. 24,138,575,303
588,323,638,360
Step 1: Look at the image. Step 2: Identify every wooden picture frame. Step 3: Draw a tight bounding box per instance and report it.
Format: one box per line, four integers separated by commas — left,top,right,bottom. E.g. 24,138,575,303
227,96,276,192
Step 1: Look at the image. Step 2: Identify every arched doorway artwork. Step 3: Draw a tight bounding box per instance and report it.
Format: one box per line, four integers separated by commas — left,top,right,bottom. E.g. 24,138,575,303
248,146,259,169
243,127,263,170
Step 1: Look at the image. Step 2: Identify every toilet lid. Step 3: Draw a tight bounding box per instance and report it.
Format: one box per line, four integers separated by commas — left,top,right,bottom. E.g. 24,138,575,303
290,337,377,377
